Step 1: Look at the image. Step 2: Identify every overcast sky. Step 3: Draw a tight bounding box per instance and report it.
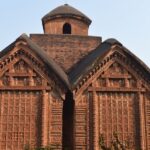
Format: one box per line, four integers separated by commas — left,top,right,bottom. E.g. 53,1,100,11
0,0,149,67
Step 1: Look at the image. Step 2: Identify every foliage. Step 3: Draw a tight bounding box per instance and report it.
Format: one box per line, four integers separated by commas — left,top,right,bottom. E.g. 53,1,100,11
99,133,134,150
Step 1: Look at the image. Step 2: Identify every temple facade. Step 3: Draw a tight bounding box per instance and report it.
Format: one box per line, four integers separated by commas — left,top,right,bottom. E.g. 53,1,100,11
0,4,149,150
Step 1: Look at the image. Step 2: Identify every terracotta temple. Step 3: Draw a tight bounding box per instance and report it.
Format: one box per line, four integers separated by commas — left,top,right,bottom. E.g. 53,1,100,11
0,4,149,150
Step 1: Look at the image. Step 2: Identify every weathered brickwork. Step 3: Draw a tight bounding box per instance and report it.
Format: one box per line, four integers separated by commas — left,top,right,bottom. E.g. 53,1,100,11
74,51,150,150
0,4,150,150
49,97,63,149
145,93,150,149
98,92,139,148
44,18,89,35
0,91,42,150
74,93,89,150
30,34,101,72
0,46,56,150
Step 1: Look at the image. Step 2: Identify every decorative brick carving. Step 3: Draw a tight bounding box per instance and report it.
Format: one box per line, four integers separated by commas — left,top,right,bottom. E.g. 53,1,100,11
98,92,138,148
2,75,10,86
0,54,54,150
14,60,28,73
0,91,42,150
75,60,148,150
49,96,63,149
0,10,149,150
74,93,89,150
0,59,50,89
145,92,150,149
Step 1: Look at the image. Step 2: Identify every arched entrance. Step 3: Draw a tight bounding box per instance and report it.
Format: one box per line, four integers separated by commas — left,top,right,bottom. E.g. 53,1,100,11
62,91,74,150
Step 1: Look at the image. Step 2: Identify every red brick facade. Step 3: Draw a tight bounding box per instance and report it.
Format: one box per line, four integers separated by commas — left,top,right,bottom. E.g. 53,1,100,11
0,4,149,150
30,34,101,71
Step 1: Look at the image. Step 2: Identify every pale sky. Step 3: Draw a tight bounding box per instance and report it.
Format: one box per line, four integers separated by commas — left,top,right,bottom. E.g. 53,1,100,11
0,0,150,67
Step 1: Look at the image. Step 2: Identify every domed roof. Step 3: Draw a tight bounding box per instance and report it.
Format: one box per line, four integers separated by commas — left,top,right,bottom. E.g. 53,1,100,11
42,4,91,25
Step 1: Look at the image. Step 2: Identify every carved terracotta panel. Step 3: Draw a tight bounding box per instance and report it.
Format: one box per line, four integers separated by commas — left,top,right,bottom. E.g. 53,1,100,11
75,61,143,150
145,93,150,149
0,91,42,150
0,59,47,88
49,97,63,149
74,93,88,150
97,92,139,149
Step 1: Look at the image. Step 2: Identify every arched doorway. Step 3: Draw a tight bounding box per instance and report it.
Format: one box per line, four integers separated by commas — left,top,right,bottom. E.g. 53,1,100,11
62,91,74,150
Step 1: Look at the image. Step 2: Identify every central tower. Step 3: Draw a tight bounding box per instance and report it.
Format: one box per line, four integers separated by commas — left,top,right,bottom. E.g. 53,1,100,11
42,4,92,35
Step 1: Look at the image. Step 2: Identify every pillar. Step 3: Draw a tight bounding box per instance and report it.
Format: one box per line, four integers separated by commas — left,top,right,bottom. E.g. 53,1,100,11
41,90,49,147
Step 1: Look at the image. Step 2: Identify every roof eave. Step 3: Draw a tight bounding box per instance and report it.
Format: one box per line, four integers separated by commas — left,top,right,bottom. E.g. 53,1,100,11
0,34,71,91
69,38,150,89
42,14,92,26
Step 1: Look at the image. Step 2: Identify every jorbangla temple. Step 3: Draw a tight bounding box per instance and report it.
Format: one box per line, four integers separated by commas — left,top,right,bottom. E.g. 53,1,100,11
0,4,150,150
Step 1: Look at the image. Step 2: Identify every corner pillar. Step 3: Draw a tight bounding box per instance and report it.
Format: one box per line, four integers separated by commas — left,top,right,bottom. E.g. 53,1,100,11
93,91,99,150
138,92,146,150
41,90,49,147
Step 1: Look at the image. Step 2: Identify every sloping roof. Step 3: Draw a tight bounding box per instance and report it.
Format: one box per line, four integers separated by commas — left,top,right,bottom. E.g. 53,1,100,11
1,35,150,91
42,4,91,25
0,34,70,90
68,41,112,86
69,38,150,88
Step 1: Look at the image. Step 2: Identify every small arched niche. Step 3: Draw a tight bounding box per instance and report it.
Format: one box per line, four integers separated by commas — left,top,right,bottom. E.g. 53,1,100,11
63,23,71,34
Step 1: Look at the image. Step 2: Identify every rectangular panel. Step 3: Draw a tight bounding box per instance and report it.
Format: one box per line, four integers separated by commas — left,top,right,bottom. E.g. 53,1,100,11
97,92,140,149
74,94,89,150
0,91,42,150
49,98,63,149
145,94,150,149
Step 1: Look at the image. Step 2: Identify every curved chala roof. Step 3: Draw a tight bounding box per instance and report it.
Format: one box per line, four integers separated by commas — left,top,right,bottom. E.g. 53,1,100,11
42,4,91,25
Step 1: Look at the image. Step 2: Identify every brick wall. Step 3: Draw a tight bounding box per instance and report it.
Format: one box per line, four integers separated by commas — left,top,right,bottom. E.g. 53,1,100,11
43,18,89,36
30,34,101,72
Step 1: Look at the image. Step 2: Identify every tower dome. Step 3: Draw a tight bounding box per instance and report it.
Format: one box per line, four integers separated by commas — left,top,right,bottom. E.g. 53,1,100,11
42,4,92,35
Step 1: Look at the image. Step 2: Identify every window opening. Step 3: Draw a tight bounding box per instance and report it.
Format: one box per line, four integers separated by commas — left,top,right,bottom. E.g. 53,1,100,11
63,23,71,34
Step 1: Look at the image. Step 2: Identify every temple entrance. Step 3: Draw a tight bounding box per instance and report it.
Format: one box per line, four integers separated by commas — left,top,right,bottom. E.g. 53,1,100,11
63,92,74,150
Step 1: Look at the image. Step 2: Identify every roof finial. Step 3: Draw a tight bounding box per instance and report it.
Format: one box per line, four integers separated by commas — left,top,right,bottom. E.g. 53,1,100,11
64,0,68,5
